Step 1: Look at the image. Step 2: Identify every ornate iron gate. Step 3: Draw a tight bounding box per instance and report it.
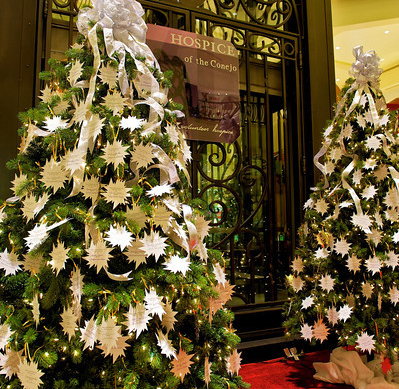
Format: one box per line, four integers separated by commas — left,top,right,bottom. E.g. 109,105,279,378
48,0,306,308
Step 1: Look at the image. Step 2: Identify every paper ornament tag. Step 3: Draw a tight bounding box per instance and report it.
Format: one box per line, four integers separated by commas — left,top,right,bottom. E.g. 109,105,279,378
122,303,151,337
144,288,165,319
16,359,44,389
356,331,376,353
156,330,176,359
327,306,339,326
97,318,120,353
213,263,226,285
163,255,191,277
125,240,147,268
140,230,168,261
98,64,118,87
0,348,23,378
39,85,53,103
49,243,69,276
204,356,211,387
161,301,177,333
0,249,22,276
130,142,154,169
70,267,84,303
152,205,172,231
60,306,77,340
43,116,69,133
226,349,242,375
80,315,98,350
0,324,13,351
125,204,147,229
68,60,83,86
313,319,329,342
40,158,68,193
32,295,40,327
338,304,353,322
120,115,146,131
23,253,43,275
101,140,130,167
104,224,133,251
63,146,87,176
81,176,100,202
171,349,194,382
83,240,112,273
146,184,173,198
102,179,130,208
102,91,128,115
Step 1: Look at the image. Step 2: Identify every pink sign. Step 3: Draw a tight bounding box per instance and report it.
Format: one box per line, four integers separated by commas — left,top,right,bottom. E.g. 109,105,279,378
146,24,240,144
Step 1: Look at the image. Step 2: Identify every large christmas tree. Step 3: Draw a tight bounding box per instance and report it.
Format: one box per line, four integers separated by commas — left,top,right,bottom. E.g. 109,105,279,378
284,46,399,364
0,1,248,388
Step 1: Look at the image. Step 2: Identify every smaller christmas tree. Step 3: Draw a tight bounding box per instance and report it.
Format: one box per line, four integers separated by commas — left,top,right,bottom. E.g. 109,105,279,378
284,46,399,363
0,0,249,388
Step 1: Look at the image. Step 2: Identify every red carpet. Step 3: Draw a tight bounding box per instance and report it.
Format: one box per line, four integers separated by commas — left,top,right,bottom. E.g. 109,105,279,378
240,350,353,389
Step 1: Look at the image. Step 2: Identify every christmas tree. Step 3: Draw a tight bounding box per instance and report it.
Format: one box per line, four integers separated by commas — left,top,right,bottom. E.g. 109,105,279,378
0,0,248,388
284,46,399,363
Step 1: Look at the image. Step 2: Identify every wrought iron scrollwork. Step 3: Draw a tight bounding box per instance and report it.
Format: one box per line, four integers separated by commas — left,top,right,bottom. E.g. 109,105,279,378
203,0,297,31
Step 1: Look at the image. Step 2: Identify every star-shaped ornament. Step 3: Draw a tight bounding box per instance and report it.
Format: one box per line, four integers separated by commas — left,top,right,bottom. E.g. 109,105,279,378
102,91,128,115
226,349,242,375
365,136,381,151
356,331,375,353
104,224,133,251
301,296,314,310
0,249,22,276
163,255,191,277
23,253,43,275
83,240,112,273
156,330,176,359
205,357,212,387
39,84,53,103
352,169,363,185
102,179,130,208
60,306,77,340
347,254,361,273
171,349,194,382
40,158,68,193
334,238,351,257
375,165,388,181
125,240,147,267
351,213,372,233
300,323,313,341
70,267,84,303
144,289,165,319
120,115,146,131
96,318,121,354
81,176,100,202
53,96,70,115
123,303,151,337
17,359,44,389
101,140,129,167
365,256,381,275
303,198,314,210
11,173,28,196
63,146,86,176
385,251,399,268
152,205,172,231
43,116,69,132
81,114,105,151
338,304,352,322
319,274,334,292
389,286,399,305
327,306,339,326
162,301,177,333
166,123,179,144
362,185,377,199
366,229,383,246
98,63,118,87
291,276,304,292
315,247,329,259
364,158,377,170
313,319,329,342
140,230,168,261
80,315,98,350
213,262,227,285
315,198,329,215
362,282,374,299
146,184,173,198
0,324,13,351
49,243,69,275
385,187,399,208
68,59,83,86
125,204,147,229
0,348,23,378
292,256,304,273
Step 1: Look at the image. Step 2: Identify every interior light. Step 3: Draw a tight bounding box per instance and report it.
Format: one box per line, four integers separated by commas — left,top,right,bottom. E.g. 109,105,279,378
385,30,390,34
335,46,340,50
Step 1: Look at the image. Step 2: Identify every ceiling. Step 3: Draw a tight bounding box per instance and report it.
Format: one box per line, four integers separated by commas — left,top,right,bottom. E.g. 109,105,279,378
332,0,399,103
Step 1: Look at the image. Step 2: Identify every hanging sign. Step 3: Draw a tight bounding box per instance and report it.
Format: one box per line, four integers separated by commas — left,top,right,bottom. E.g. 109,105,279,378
146,24,240,144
